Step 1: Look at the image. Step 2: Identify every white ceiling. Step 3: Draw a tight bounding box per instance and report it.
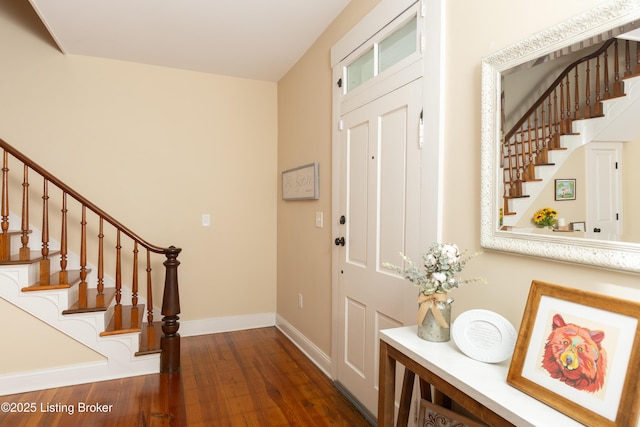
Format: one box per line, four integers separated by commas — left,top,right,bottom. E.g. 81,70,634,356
27,0,350,82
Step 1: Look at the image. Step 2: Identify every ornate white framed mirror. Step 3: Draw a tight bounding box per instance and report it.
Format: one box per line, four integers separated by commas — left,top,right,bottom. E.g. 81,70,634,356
480,0,640,272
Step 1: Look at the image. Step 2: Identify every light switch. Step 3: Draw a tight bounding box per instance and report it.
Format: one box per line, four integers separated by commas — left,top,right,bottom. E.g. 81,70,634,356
315,212,323,228
202,214,211,227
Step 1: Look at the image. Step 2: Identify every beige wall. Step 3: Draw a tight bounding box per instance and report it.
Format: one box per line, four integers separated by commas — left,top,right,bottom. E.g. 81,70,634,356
623,137,640,241
0,302,103,374
277,0,640,363
0,1,277,372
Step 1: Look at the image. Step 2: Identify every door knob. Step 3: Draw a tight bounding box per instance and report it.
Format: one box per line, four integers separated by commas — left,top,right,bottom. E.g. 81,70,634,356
593,228,601,233
334,237,345,246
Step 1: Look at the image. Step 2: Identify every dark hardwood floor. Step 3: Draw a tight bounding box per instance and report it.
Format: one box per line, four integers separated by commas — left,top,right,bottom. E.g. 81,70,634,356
0,327,372,426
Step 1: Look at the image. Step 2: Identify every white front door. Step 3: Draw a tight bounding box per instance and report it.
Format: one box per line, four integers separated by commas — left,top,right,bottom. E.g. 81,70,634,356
586,142,622,240
335,78,422,414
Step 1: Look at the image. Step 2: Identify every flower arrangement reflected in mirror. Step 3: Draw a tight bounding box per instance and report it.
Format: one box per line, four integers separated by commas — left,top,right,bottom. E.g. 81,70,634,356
533,207,558,228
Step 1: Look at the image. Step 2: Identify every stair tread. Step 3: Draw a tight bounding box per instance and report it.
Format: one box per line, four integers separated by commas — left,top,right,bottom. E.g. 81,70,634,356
0,250,61,264
62,288,116,314
21,269,85,292
101,304,145,336
622,72,640,81
601,92,627,101
573,113,605,121
136,321,163,356
0,230,31,236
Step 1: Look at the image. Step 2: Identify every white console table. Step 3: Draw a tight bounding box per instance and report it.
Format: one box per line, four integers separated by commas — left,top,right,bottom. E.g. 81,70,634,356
378,326,585,427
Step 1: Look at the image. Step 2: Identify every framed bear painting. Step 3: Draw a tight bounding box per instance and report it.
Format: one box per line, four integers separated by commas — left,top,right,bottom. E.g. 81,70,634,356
507,280,640,427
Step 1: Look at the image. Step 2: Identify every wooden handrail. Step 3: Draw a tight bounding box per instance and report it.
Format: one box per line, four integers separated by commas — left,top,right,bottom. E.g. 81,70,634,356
0,138,169,254
0,138,181,373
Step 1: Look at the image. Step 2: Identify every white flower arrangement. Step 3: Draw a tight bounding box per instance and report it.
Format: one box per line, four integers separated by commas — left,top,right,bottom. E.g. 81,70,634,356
383,242,485,296
384,242,486,329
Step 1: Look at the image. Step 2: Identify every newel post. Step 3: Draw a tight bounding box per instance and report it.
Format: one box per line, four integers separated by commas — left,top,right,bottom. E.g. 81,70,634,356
160,245,182,373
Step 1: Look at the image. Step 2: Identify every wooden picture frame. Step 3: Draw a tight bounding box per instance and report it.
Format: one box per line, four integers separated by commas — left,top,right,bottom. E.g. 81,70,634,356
282,162,319,200
507,280,640,426
570,221,585,232
555,179,576,201
417,399,486,427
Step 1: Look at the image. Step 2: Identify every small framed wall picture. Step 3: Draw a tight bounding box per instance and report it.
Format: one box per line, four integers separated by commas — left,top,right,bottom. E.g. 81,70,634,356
555,179,576,201
570,221,585,232
282,162,319,200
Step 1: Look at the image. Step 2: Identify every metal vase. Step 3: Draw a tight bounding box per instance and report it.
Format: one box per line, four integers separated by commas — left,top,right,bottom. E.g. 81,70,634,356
417,298,453,342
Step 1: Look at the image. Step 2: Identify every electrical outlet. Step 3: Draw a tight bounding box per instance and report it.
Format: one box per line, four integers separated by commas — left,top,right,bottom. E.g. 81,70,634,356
202,214,211,227
298,293,303,308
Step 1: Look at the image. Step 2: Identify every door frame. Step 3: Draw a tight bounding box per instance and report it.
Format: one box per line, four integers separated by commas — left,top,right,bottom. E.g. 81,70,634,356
330,0,444,382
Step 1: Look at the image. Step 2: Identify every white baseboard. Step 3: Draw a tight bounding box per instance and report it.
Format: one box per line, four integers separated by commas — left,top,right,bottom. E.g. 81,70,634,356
179,312,276,336
275,314,332,378
0,357,158,396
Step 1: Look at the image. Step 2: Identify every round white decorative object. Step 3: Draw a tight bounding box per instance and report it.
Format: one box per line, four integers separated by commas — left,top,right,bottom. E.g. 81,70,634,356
451,309,517,363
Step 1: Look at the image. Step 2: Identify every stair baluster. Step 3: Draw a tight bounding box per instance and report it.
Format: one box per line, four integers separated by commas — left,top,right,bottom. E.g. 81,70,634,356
584,59,592,119
132,242,139,307
1,151,9,260
20,166,30,261
79,205,88,308
59,192,68,284
559,78,568,134
539,102,549,165
97,217,104,296
625,39,632,77
604,48,611,99
131,242,139,329
564,74,572,130
525,117,534,180
529,112,544,166
614,39,623,96
146,249,153,325
39,179,50,286
114,230,122,330
573,67,581,120
551,88,560,149
595,56,604,116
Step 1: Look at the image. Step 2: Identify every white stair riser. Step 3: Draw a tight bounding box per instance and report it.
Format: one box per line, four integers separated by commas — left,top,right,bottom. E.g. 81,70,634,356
0,264,160,395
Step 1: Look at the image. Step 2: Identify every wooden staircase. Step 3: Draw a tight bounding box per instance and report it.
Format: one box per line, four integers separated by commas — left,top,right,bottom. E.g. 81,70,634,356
502,37,640,222
0,139,181,394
